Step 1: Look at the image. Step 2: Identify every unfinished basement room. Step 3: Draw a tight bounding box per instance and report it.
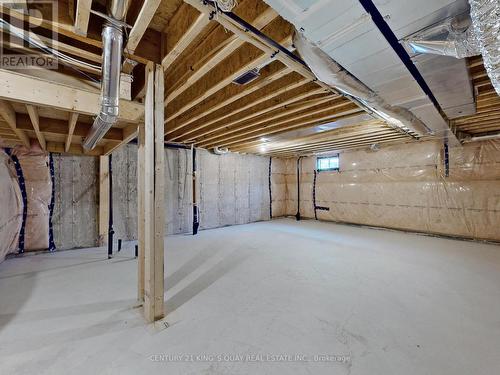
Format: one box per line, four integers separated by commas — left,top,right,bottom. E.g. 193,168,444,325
1,0,500,374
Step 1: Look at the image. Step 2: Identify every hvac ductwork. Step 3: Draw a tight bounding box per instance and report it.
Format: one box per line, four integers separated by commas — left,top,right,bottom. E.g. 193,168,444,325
404,0,500,95
294,32,431,136
83,0,129,150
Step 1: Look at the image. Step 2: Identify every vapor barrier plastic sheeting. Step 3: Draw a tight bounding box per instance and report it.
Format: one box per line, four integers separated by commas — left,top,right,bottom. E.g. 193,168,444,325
0,151,22,261
273,140,500,241
14,148,52,251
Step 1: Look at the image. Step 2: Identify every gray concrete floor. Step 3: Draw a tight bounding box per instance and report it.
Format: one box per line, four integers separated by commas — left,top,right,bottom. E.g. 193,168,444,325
1,218,499,375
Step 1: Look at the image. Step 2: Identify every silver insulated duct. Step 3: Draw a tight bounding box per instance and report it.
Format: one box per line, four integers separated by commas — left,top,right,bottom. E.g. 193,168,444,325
294,32,431,136
404,0,500,96
83,0,129,150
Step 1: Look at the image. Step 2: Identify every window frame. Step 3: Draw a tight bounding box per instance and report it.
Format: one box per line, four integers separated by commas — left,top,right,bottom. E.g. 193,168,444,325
316,155,340,172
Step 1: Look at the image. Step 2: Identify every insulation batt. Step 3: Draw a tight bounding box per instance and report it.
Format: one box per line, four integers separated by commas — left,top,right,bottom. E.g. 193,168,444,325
272,140,500,241
0,151,22,261
13,147,52,251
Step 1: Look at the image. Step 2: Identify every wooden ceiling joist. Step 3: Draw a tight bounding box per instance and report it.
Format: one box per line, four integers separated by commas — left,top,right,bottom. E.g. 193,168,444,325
206,103,362,149
15,113,122,141
175,79,321,142
196,91,337,146
26,104,46,150
126,0,164,53
271,135,410,157
166,63,291,136
65,112,79,152
164,6,278,104
0,100,30,147
74,0,92,36
199,99,355,148
161,6,211,70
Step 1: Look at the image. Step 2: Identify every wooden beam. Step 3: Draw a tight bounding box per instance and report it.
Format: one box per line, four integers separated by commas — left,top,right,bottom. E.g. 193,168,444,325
65,112,79,152
161,11,211,70
126,0,163,53
74,0,92,36
0,99,30,147
0,69,144,122
98,155,109,246
103,124,139,155
26,105,46,150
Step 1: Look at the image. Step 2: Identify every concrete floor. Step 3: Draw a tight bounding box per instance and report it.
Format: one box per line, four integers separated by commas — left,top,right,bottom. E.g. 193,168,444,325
1,219,499,375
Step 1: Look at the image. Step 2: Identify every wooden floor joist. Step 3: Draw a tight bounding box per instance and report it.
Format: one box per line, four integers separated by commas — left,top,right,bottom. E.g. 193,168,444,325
0,100,30,147
166,63,291,137
26,105,46,150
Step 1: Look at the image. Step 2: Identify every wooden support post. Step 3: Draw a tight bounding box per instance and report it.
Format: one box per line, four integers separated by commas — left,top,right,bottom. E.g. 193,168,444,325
137,120,145,302
153,65,165,319
138,62,165,322
98,155,109,246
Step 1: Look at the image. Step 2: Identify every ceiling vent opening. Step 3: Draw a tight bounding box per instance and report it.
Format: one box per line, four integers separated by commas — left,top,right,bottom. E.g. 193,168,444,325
233,68,260,85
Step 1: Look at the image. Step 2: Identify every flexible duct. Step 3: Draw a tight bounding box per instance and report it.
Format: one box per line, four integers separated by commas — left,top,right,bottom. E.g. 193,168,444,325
404,1,500,95
294,32,431,135
404,14,479,59
213,146,229,155
83,0,129,150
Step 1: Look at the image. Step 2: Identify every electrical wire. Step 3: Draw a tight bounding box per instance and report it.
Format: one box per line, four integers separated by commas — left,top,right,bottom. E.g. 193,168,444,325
0,17,101,83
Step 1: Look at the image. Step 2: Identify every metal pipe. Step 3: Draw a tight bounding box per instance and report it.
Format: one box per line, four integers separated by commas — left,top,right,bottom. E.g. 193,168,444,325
108,154,114,259
108,0,130,20
192,145,200,235
83,0,130,150
295,156,303,221
83,23,124,150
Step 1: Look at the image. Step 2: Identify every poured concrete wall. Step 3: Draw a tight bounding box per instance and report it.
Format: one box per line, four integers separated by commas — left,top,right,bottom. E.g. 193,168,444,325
272,139,500,241
52,145,271,249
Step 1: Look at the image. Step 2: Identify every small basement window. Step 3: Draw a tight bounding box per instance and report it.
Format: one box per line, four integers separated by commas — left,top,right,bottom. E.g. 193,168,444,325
317,155,339,172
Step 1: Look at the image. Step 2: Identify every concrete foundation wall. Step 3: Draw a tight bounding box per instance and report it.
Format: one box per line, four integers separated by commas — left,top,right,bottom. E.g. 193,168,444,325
52,145,271,249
